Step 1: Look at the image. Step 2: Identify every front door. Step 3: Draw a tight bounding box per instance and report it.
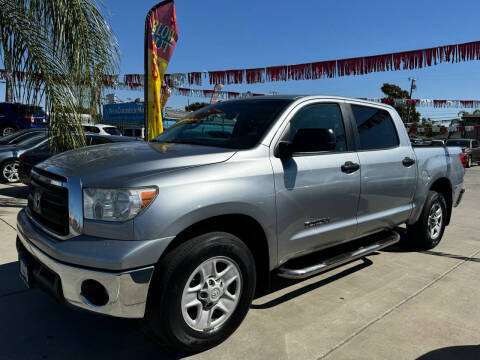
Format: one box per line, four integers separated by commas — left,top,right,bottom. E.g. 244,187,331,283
271,102,361,263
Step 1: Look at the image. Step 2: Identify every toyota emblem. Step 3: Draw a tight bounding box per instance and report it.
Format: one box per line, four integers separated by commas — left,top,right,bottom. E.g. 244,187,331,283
33,190,42,213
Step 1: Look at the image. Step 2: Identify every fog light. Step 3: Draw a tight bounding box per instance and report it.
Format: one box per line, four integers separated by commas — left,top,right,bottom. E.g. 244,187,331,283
81,279,109,306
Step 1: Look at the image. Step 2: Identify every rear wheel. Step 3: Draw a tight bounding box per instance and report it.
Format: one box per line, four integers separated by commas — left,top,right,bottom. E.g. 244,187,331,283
1,160,20,183
406,191,447,249
1,125,17,137
146,232,256,354
466,155,472,168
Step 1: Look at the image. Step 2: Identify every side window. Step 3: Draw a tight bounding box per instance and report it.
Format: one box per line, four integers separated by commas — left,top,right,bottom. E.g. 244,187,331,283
289,103,347,152
351,105,399,150
472,140,478,148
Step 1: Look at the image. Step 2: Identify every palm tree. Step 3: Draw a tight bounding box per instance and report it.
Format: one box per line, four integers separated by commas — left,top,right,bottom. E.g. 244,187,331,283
0,0,119,152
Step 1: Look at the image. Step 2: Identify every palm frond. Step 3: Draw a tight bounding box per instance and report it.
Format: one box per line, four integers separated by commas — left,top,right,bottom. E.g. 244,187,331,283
0,0,120,153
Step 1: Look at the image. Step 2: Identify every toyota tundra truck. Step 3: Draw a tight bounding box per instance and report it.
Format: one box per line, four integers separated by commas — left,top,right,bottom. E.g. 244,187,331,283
16,96,465,353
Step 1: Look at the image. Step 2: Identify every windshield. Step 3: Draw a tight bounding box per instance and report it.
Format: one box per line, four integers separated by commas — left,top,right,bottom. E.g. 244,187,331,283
103,127,122,135
446,139,470,147
17,134,48,147
153,99,293,149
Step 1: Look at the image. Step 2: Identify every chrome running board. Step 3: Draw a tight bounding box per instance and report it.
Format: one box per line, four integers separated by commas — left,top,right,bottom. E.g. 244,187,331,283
277,231,400,279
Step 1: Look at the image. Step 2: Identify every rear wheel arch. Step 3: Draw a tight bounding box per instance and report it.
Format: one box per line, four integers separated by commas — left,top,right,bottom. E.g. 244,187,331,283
160,214,271,294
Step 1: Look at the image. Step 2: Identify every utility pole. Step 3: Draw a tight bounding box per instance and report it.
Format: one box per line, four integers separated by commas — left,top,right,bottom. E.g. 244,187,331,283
409,77,416,98
407,77,416,124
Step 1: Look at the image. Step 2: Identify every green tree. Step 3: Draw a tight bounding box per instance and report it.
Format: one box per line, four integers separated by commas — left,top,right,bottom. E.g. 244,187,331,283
185,102,210,112
381,83,421,123
0,0,119,152
458,109,480,117
421,117,433,125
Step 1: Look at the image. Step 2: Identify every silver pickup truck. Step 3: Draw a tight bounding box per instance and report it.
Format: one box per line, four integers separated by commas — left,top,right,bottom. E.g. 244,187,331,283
16,96,465,353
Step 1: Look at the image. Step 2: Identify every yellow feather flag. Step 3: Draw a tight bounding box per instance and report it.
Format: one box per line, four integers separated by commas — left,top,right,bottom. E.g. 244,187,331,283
144,0,178,140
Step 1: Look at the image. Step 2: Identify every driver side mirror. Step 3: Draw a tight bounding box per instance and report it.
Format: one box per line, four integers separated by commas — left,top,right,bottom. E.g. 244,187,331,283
276,128,337,158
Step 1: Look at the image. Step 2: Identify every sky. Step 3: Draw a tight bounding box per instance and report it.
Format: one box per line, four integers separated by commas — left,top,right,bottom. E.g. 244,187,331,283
3,0,480,121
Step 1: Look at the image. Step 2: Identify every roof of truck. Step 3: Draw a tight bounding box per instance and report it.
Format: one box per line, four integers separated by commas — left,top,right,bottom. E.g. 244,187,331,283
224,95,394,109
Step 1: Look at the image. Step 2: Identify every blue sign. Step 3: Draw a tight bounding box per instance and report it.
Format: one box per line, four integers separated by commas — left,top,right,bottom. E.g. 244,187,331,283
103,103,144,121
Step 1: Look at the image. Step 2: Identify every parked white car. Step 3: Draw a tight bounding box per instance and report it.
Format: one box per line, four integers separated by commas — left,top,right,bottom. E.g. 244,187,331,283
82,123,122,136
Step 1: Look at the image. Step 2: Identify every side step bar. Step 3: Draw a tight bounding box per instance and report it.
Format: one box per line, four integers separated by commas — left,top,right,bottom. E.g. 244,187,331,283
277,231,400,279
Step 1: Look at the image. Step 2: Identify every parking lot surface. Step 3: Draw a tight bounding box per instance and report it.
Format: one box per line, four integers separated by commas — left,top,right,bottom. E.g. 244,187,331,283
1,168,479,360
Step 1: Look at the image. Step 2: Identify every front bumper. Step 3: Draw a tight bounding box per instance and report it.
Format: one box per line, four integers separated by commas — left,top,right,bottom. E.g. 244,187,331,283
17,232,154,318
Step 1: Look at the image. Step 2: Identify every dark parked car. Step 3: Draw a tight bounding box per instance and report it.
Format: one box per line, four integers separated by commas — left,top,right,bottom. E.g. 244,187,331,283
0,128,47,146
19,134,142,184
445,138,480,168
0,103,47,136
0,133,48,183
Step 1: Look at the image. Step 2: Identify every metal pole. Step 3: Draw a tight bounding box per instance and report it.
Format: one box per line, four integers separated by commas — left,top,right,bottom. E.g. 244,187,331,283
407,77,416,124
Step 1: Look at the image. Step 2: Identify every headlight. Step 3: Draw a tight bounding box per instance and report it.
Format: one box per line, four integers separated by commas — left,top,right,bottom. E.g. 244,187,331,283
83,187,158,222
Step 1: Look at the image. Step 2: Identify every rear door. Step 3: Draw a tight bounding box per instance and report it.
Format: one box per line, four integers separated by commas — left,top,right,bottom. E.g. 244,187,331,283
271,101,361,262
348,103,417,236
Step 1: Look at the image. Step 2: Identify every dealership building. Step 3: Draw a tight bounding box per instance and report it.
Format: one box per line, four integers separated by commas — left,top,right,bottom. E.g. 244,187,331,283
102,101,188,137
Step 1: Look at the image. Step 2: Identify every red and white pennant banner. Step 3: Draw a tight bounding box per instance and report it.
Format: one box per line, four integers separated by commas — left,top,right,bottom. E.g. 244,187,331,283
2,40,480,88
120,40,480,87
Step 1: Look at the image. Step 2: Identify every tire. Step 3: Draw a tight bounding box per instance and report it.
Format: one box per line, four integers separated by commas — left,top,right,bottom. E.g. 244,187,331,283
406,191,447,250
146,232,256,354
1,125,17,137
466,155,472,168
1,160,20,183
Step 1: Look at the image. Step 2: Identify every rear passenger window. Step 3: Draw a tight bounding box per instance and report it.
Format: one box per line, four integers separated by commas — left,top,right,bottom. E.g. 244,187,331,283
289,103,347,152
351,105,399,150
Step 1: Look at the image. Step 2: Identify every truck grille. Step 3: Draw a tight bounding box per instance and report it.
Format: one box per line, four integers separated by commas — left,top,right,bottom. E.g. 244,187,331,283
28,170,69,236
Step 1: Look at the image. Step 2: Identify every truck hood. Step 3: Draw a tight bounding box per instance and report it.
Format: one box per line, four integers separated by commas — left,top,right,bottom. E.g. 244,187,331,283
36,141,236,185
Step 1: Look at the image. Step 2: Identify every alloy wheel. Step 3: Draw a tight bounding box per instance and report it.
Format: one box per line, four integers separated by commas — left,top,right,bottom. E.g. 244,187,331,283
2,127,16,136
428,202,443,240
3,161,19,183
181,256,242,333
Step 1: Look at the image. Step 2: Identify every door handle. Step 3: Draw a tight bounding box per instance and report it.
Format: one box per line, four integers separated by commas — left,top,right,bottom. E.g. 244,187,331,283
402,157,416,167
341,161,360,173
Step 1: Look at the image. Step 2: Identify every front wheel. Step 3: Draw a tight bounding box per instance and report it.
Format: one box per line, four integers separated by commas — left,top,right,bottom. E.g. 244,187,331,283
1,160,20,183
406,191,447,249
146,232,256,354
